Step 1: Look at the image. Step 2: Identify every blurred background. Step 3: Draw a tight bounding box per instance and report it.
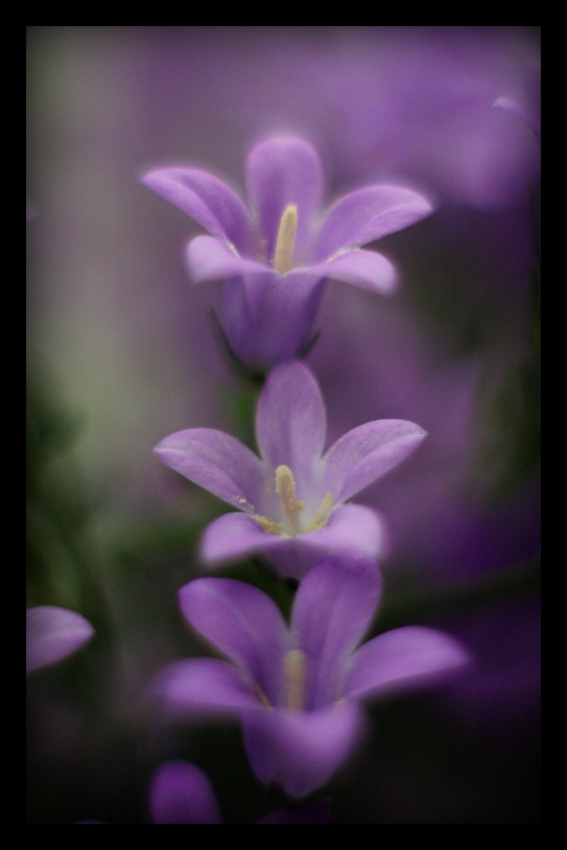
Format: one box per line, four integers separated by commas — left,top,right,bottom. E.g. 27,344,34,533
27,27,540,823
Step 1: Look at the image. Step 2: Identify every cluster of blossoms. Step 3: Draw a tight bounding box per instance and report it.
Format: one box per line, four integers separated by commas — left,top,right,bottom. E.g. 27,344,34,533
142,137,469,802
27,136,469,817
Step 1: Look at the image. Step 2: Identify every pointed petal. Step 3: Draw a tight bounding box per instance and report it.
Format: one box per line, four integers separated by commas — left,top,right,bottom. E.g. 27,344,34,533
256,361,326,500
154,428,264,510
292,249,397,295
343,627,470,700
291,558,381,710
149,761,222,824
141,167,253,255
179,578,288,706
187,235,272,284
256,798,330,823
317,185,433,261
265,505,385,580
246,137,323,258
299,504,385,560
155,658,259,714
323,420,427,504
200,512,281,564
242,702,362,798
219,274,324,373
26,606,94,673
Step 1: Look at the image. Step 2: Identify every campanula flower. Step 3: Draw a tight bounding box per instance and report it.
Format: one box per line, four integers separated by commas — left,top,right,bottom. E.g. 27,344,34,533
155,360,425,578
142,136,433,370
26,606,94,673
155,557,469,798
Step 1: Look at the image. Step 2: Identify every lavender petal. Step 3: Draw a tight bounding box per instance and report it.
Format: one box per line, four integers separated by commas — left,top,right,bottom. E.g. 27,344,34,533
187,235,272,283
178,578,288,706
242,701,362,798
291,557,382,710
316,185,433,261
26,606,94,673
141,167,253,255
154,427,264,510
323,419,427,503
246,136,323,258
343,626,470,700
149,760,222,824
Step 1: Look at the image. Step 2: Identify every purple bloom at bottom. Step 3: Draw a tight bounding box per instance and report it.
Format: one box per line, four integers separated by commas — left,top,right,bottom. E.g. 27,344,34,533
26,606,95,673
155,557,469,798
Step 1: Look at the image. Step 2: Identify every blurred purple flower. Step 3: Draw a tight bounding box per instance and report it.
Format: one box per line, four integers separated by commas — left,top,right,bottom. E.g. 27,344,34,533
155,557,469,798
142,135,432,370
155,359,425,579
26,606,94,673
149,761,222,823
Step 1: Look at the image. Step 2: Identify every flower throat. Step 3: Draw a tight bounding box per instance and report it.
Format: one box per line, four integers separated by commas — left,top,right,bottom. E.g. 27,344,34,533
252,465,333,537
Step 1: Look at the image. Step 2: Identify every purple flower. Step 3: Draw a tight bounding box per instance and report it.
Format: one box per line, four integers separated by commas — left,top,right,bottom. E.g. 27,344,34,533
26,606,95,673
142,136,433,370
155,557,469,798
155,359,425,579
149,761,222,824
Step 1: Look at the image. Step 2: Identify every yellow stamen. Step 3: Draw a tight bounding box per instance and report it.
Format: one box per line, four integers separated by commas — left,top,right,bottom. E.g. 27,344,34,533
304,491,334,532
283,649,307,710
253,514,286,536
273,204,298,274
275,465,304,536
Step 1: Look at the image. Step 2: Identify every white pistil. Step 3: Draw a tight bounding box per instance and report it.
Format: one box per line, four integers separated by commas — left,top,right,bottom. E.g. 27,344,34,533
275,465,304,536
273,204,298,274
283,649,307,710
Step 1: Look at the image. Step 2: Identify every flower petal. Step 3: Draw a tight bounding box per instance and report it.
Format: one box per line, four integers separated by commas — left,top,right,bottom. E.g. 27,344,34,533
255,360,326,503
187,235,272,284
154,428,264,510
219,274,325,373
291,557,382,710
242,702,362,798
299,503,385,560
323,420,427,504
256,798,331,824
149,761,222,824
201,506,385,580
265,504,385,580
155,658,259,714
141,167,253,255
178,578,288,706
26,606,94,673
201,512,280,564
246,137,323,259
342,626,470,701
292,249,397,295
316,185,433,261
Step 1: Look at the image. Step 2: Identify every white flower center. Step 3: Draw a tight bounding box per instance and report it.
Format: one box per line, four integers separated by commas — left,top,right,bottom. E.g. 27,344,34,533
249,464,334,537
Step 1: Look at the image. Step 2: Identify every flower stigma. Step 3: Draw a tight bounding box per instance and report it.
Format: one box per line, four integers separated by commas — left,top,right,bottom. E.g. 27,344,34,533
283,649,308,710
273,204,298,274
275,465,305,535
